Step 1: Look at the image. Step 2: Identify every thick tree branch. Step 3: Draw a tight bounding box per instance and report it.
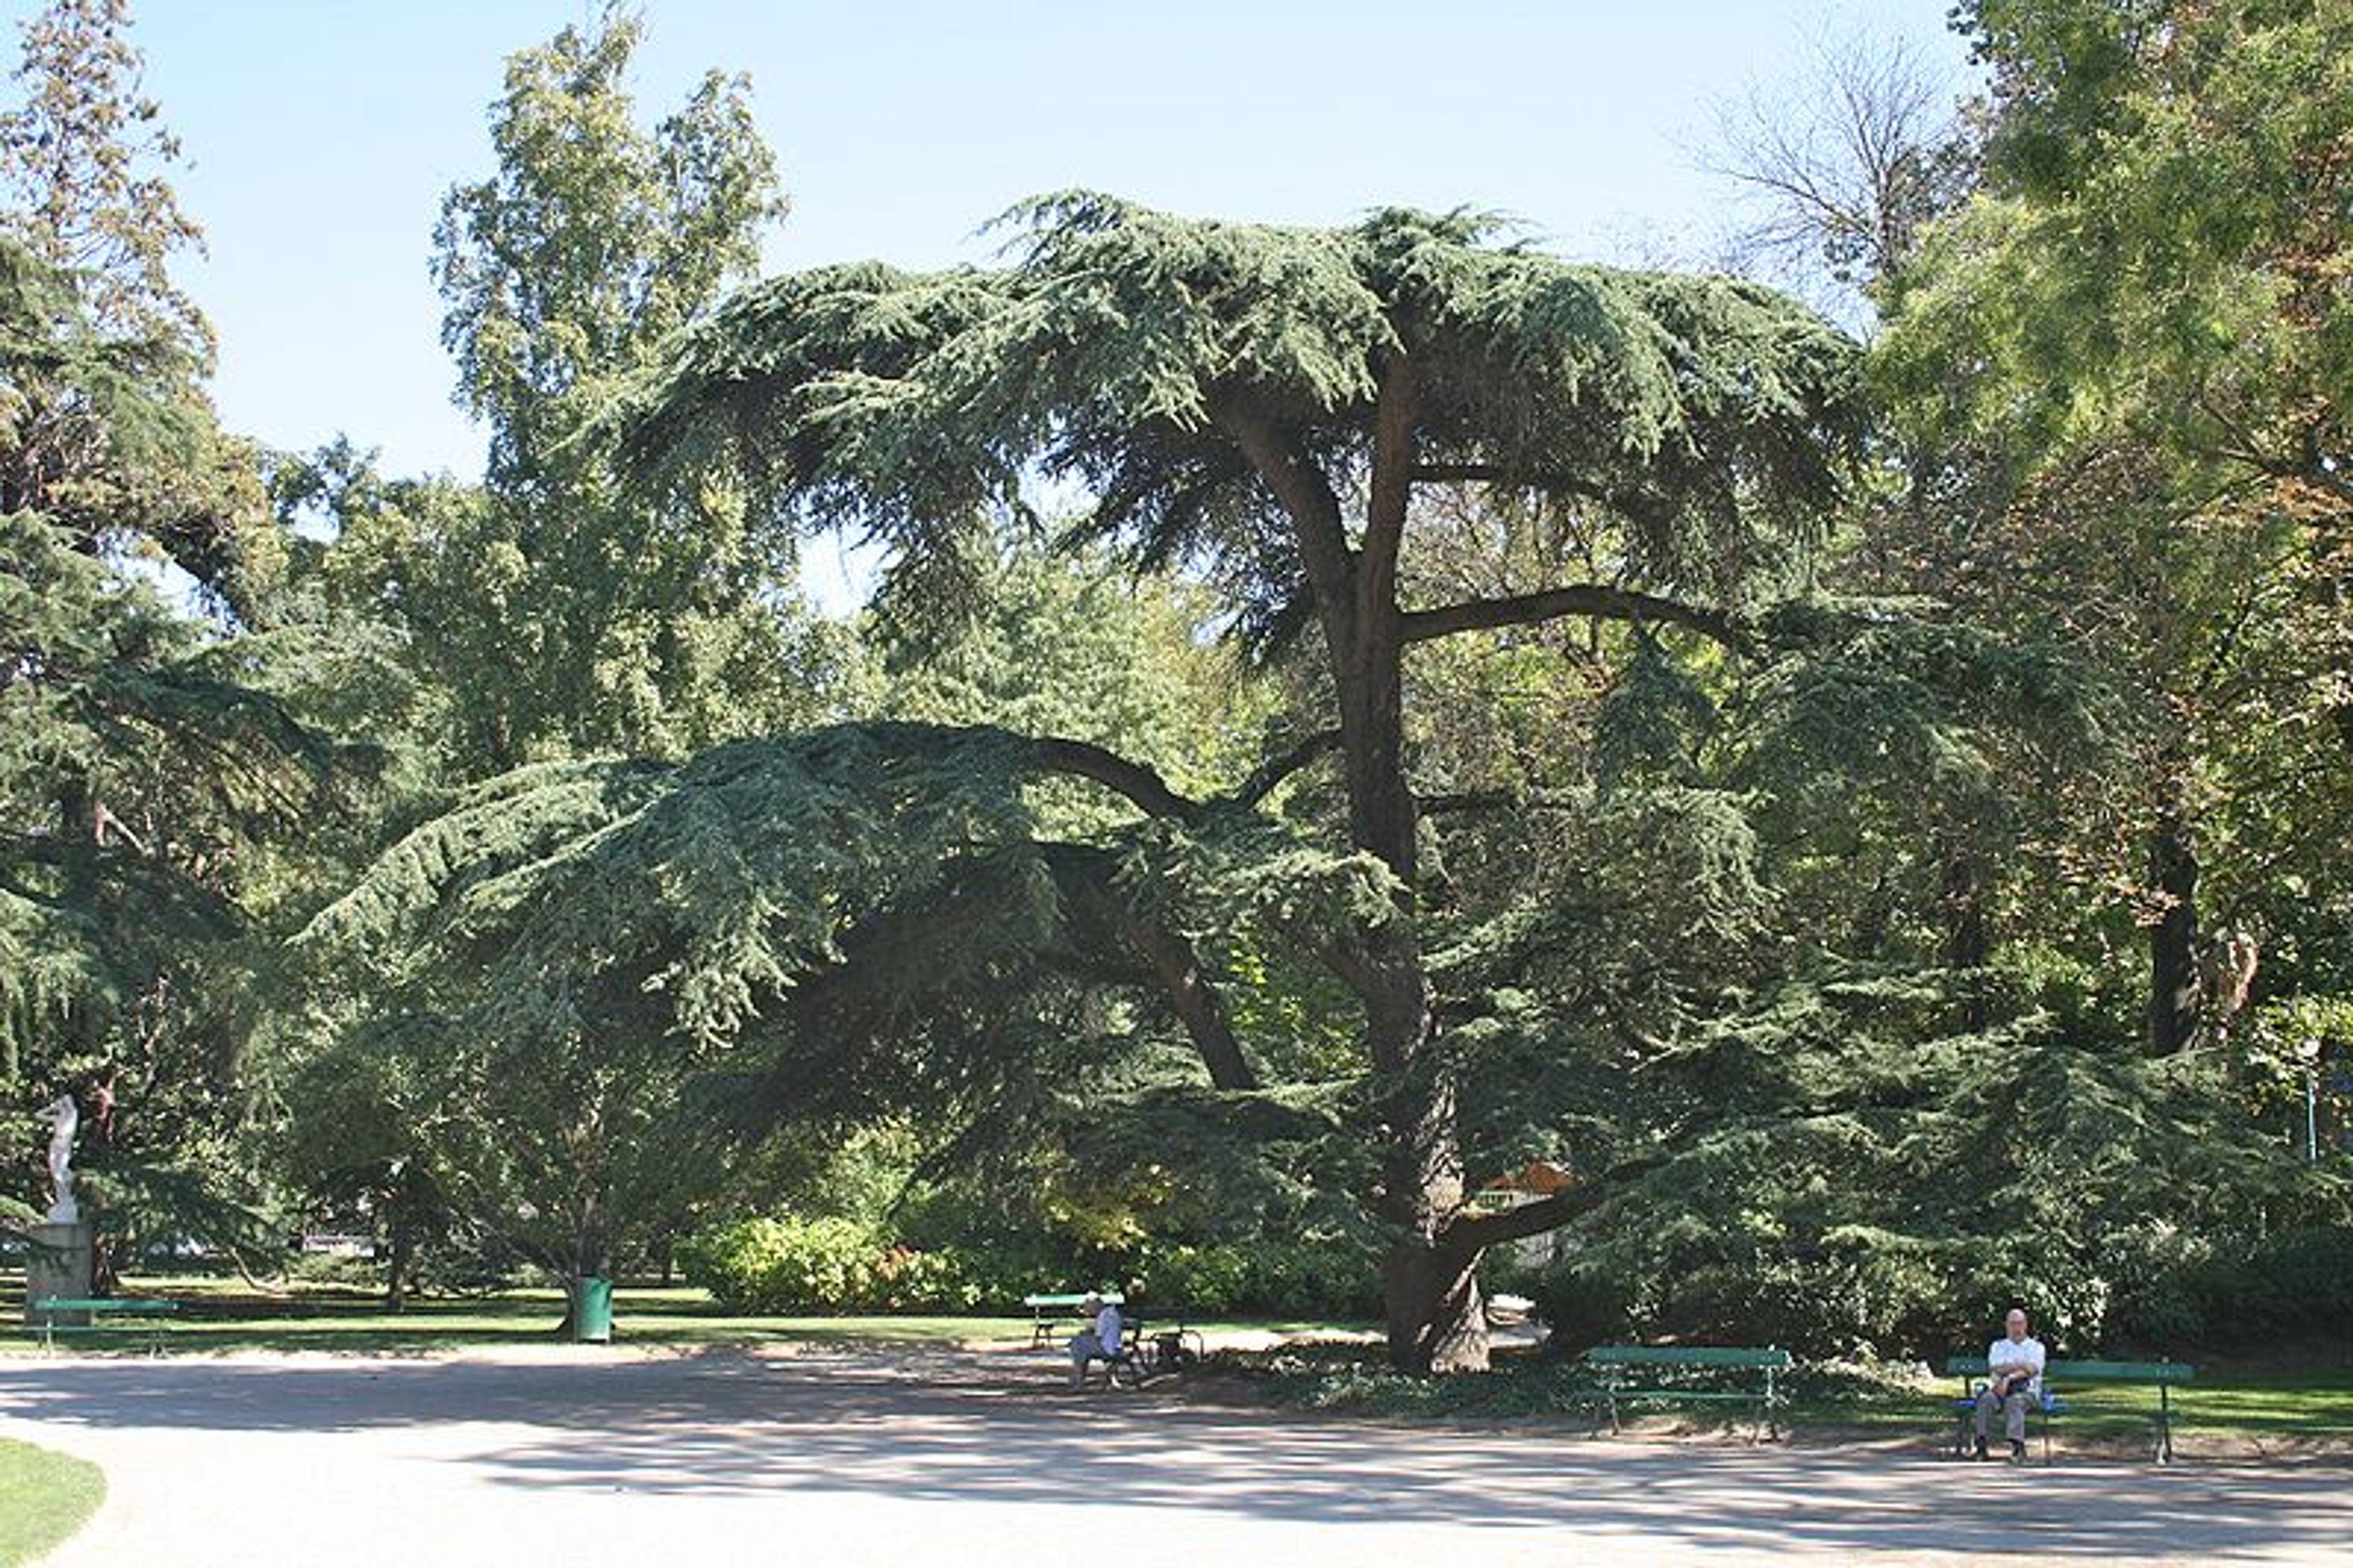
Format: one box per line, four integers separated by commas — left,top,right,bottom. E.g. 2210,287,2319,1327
1361,348,1417,624
1028,724,1334,820
1213,397,1358,633
1260,905,1385,1013
1111,902,1261,1094
1443,1175,1614,1251
1224,729,1342,809
1041,843,1259,1092
1401,585,1749,653
1022,736,1202,822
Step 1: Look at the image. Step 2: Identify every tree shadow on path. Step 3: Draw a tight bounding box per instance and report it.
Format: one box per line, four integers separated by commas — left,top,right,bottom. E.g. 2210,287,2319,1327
3,1347,2347,1561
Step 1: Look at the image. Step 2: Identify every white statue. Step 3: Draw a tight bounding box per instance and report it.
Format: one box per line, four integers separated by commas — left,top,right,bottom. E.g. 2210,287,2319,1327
35,1094,78,1225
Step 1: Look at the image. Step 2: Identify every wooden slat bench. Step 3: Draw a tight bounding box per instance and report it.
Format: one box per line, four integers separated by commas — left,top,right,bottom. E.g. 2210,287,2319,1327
1945,1355,2195,1463
30,1296,179,1356
1581,1345,1791,1438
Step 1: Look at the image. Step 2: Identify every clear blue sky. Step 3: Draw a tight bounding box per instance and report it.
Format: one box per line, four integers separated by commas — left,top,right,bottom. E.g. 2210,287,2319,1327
16,1,1971,544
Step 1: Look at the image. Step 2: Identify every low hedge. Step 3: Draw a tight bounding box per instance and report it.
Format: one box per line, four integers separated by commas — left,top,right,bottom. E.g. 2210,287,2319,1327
683,1214,1382,1318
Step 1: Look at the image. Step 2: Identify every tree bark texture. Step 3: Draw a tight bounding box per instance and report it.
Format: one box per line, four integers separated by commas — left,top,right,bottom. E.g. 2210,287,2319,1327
1938,829,1993,1033
385,1222,414,1312
1223,368,1494,1374
2146,783,2202,1055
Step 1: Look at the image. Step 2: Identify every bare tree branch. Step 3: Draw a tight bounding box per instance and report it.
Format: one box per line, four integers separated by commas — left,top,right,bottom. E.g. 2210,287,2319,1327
1700,28,1972,314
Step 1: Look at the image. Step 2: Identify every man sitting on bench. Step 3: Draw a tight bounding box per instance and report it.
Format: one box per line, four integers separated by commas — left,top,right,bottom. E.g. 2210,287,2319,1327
1068,1291,1125,1387
1974,1306,2047,1463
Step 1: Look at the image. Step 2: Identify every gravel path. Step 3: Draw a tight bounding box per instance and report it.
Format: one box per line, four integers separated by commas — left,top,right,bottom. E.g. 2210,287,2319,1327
2,1344,2347,1566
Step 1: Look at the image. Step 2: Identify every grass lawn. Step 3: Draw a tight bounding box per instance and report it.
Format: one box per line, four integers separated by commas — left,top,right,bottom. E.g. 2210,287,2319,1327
0,1276,1356,1358
1795,1362,2353,1448
1211,1341,2353,1453
0,1437,103,1567
4,1279,1032,1356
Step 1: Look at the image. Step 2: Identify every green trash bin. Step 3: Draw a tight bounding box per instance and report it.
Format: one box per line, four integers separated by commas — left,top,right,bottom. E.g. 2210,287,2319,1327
571,1274,614,1343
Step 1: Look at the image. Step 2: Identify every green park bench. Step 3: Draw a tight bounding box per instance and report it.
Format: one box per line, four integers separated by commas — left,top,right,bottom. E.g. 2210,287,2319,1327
1021,1289,1123,1348
1098,1307,1204,1387
1076,1307,1204,1388
1580,1344,1791,1439
30,1295,179,1356
1024,1291,1203,1387
1945,1355,2195,1464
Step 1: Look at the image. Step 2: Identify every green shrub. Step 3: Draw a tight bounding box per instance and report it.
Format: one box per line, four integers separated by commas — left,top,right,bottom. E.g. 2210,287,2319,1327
1125,1236,1378,1319
682,1216,890,1312
873,1244,988,1312
1132,1242,1252,1314
683,1209,1388,1320
2110,1226,2353,1349
683,1216,1047,1313
1503,1228,1982,1359
284,1251,383,1290
1245,1238,1380,1319
1517,1259,1632,1352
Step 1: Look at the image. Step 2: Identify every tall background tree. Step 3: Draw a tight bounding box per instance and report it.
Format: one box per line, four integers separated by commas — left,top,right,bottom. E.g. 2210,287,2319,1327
0,0,203,354
0,0,270,610
262,5,852,1306
424,1,822,771
0,0,339,1265
1877,0,2353,1064
1623,0,2353,1350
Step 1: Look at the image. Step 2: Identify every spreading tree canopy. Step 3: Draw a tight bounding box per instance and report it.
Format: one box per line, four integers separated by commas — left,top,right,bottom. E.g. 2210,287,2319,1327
0,230,334,1250
325,193,1862,1369
622,192,1866,1369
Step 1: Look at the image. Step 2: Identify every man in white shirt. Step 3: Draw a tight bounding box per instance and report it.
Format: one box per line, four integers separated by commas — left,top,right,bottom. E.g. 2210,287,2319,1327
1974,1306,2047,1462
1068,1292,1125,1387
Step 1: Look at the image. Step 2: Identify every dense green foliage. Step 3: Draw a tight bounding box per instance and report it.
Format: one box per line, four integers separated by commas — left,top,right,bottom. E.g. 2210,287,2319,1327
678,1212,1381,1319
411,2,832,772
0,0,330,1263
606,184,1874,1371
1560,0,2353,1357
680,1215,984,1313
4,0,2348,1372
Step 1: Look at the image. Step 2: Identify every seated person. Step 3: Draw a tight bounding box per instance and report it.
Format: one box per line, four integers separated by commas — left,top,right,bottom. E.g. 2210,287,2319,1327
1068,1291,1125,1387
1974,1306,2047,1462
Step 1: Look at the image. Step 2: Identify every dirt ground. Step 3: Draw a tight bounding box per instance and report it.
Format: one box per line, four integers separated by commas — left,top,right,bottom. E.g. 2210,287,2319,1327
2,1342,2348,1567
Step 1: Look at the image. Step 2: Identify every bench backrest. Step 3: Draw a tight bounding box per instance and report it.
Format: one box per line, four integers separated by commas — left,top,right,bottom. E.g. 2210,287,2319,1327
2047,1358,2194,1382
1022,1291,1124,1309
1583,1345,1791,1370
1945,1355,2193,1383
31,1296,177,1312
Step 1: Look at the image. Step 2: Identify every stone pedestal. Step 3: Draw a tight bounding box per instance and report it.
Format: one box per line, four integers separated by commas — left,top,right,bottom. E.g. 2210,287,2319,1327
24,1221,94,1325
